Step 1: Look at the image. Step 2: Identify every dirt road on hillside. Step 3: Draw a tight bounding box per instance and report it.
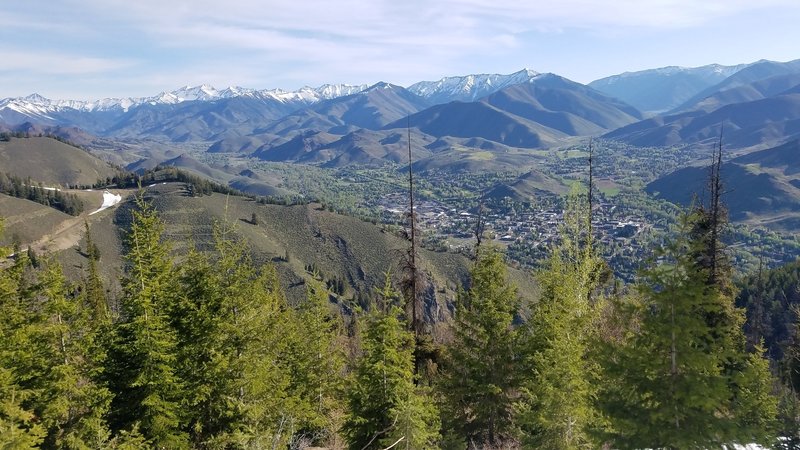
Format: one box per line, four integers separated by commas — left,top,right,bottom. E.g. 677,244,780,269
27,190,129,255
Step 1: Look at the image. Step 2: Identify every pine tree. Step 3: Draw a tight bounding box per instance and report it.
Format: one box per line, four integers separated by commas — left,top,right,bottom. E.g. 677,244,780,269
282,279,346,445
0,367,45,449
775,304,800,448
344,281,439,450
28,261,112,448
439,247,521,448
172,221,294,447
106,194,188,448
516,188,604,449
597,214,777,448
0,220,46,448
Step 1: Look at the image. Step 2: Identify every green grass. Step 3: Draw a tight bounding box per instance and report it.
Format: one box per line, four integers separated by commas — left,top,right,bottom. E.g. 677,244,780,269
467,151,496,161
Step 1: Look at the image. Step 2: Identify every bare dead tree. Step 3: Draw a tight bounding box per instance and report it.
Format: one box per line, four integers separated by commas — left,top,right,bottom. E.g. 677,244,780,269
748,254,767,350
400,118,423,342
707,125,726,287
588,138,594,243
473,201,485,260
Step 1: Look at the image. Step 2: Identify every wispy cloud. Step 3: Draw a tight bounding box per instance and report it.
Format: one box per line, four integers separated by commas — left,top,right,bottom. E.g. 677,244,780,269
0,50,136,75
2,0,799,98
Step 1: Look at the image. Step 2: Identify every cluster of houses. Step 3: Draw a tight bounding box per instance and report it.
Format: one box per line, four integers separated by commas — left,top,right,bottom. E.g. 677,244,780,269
375,194,651,253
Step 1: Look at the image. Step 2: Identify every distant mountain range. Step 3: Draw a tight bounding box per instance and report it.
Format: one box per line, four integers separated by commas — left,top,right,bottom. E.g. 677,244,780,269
4,59,800,170
588,63,749,113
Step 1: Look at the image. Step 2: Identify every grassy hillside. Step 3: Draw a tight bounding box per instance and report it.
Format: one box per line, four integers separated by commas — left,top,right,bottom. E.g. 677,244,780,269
485,169,570,202
0,136,117,186
0,193,72,246
51,183,537,321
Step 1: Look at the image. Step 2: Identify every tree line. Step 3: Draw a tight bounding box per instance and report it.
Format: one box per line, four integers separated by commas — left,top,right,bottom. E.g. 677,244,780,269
0,172,84,216
0,181,795,448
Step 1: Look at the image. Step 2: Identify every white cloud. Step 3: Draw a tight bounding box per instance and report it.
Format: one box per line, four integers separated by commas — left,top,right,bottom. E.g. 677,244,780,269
3,0,799,97
0,51,136,75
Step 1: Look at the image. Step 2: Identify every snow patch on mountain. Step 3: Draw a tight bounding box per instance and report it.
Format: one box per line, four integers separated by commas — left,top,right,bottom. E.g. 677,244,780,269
0,83,371,118
408,68,541,103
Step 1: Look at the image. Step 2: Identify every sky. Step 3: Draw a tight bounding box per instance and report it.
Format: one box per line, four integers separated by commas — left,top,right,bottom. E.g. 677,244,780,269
3,0,800,100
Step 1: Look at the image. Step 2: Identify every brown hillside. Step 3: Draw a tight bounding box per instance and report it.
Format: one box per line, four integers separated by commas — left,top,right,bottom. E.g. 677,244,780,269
0,136,117,186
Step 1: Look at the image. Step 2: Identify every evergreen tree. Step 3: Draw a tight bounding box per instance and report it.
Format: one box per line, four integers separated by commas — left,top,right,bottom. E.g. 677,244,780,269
775,304,800,449
0,366,45,449
172,222,296,448
28,261,111,448
0,220,46,447
344,280,439,450
439,247,521,448
106,194,188,448
282,279,346,445
516,188,604,449
597,214,777,448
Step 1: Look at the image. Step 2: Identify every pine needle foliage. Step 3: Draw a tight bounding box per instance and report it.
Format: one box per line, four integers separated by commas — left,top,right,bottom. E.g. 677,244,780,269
440,246,522,448
597,213,777,449
106,193,188,448
344,279,439,450
517,187,605,449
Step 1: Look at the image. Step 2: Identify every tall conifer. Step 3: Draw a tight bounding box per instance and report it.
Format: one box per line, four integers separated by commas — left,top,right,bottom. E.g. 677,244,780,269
283,280,346,445
106,194,187,448
517,188,604,449
439,247,521,448
597,213,776,448
172,221,295,447
0,220,46,447
30,262,111,448
344,282,439,449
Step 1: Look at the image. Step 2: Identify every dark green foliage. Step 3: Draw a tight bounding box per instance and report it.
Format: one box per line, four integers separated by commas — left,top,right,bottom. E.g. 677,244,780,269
737,259,800,359
172,224,291,447
282,280,346,444
517,188,604,449
597,213,777,448
0,220,111,448
108,166,245,197
106,194,188,448
439,247,521,448
0,223,47,447
776,384,800,449
0,172,85,215
29,262,112,448
344,279,439,450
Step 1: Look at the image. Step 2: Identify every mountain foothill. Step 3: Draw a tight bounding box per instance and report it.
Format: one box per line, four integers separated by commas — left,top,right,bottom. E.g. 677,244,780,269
3,59,800,241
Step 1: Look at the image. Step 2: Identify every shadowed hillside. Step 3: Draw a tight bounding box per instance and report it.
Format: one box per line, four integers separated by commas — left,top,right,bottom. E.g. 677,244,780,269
646,140,800,228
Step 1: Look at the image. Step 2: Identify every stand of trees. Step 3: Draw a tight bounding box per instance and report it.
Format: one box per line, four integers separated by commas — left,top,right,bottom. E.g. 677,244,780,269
0,172,84,216
0,176,788,448
98,167,245,198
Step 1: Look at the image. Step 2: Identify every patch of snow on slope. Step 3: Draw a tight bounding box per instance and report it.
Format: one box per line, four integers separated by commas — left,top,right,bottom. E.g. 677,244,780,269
89,190,122,215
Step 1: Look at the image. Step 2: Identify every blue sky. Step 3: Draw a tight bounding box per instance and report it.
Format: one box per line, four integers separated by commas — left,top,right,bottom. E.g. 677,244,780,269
3,0,800,99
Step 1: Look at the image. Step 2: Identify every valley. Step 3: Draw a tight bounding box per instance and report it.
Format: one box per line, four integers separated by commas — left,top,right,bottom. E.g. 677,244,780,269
4,60,800,282
3,2,800,443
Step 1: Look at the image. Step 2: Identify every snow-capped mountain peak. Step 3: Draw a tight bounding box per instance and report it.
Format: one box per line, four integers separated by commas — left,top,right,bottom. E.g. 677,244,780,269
407,69,542,103
171,84,223,102
1,71,540,120
23,93,49,103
